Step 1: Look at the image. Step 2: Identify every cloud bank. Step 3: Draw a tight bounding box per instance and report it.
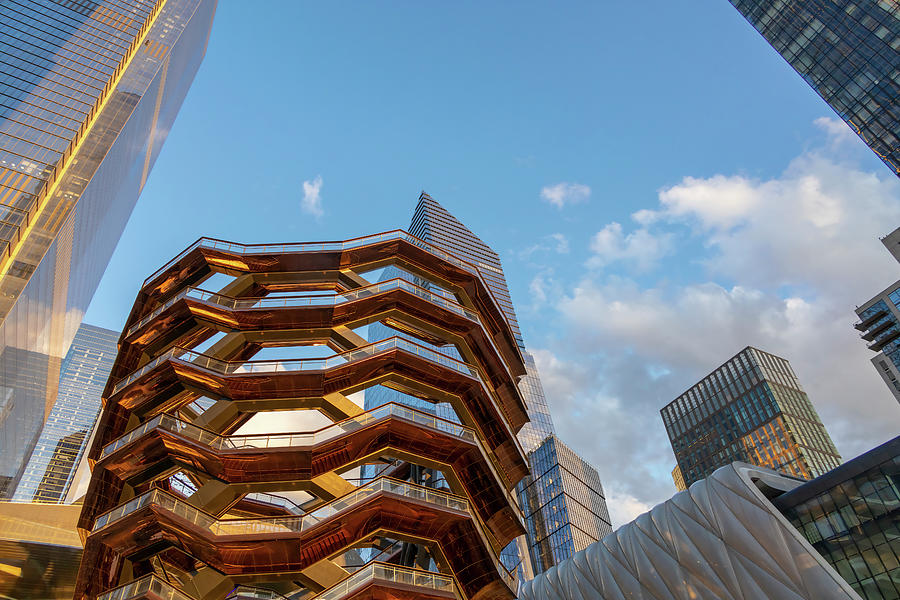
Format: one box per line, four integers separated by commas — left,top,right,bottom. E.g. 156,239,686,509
527,119,900,527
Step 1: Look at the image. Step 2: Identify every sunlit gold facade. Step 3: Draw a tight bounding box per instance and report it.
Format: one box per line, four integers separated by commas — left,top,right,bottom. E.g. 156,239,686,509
75,231,531,600
0,0,217,496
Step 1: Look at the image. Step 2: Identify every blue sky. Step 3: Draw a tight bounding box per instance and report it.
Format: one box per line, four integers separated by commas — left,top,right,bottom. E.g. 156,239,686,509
85,1,900,525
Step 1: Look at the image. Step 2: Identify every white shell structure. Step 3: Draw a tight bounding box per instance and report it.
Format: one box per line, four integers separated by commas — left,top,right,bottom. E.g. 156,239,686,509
518,463,861,600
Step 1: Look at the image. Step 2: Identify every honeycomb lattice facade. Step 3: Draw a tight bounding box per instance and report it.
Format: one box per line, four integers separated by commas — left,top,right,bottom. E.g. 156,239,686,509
73,231,532,600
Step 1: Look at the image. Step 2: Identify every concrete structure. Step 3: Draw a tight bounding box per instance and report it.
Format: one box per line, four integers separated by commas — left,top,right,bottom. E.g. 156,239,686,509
725,0,900,176
519,462,861,600
74,231,530,600
662,346,841,489
855,226,900,404
0,0,218,498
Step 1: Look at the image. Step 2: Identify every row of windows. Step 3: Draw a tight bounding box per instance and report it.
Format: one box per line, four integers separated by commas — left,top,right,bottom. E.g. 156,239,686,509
733,0,900,173
781,452,900,599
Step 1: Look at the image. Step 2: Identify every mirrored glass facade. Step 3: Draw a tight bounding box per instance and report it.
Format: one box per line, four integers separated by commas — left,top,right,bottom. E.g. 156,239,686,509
518,435,612,572
0,0,217,497
727,0,900,176
775,435,900,599
12,323,116,503
662,346,842,488
364,193,611,578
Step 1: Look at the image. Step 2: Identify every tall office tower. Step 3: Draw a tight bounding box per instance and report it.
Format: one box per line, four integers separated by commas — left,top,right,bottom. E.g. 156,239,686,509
12,323,116,503
726,0,900,176
365,194,611,577
661,346,842,489
0,0,217,497
73,231,529,600
855,226,900,403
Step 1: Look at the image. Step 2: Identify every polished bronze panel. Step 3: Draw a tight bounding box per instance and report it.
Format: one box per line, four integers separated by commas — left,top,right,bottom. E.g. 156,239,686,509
117,282,525,428
91,346,528,486
77,234,529,600
114,234,524,380
90,408,524,545
81,489,513,600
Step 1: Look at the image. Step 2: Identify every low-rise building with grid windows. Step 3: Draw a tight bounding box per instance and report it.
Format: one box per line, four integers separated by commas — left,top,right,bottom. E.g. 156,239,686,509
661,346,842,489
775,435,900,600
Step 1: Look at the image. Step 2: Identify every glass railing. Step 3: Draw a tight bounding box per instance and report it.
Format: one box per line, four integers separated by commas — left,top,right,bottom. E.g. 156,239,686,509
97,574,193,600
229,563,458,600
98,562,458,600
313,562,457,600
142,230,486,290
92,477,469,534
243,491,305,515
126,277,479,338
111,336,479,396
100,402,475,459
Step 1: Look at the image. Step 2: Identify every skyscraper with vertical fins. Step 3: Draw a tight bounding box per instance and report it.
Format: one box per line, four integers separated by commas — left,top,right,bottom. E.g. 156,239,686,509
366,194,612,576
0,0,218,496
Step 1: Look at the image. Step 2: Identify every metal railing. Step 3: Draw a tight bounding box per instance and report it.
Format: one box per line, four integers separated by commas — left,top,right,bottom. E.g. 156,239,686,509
92,476,469,534
142,229,486,288
111,335,479,396
125,277,479,338
100,402,476,459
98,562,458,600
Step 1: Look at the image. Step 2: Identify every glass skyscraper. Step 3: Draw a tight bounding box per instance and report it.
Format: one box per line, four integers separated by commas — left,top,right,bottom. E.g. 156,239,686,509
12,322,116,503
0,0,217,496
726,0,900,176
661,346,842,489
365,193,612,577
855,226,900,404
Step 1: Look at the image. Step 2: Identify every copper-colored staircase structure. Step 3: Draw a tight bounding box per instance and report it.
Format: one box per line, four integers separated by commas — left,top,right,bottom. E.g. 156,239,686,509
74,231,531,600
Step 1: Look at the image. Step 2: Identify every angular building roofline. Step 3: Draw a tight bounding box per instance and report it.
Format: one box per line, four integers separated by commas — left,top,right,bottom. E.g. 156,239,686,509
774,435,899,509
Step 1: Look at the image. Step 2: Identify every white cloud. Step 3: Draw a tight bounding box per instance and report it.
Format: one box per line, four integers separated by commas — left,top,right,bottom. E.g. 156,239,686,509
631,208,660,226
302,175,324,218
518,233,570,260
587,222,671,271
814,116,864,149
526,126,900,520
659,174,760,229
540,182,591,209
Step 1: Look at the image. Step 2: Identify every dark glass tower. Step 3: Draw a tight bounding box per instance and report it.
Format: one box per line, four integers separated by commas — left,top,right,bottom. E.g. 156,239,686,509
12,323,117,503
727,0,900,176
661,346,842,488
0,0,217,497
365,194,612,577
774,435,900,599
